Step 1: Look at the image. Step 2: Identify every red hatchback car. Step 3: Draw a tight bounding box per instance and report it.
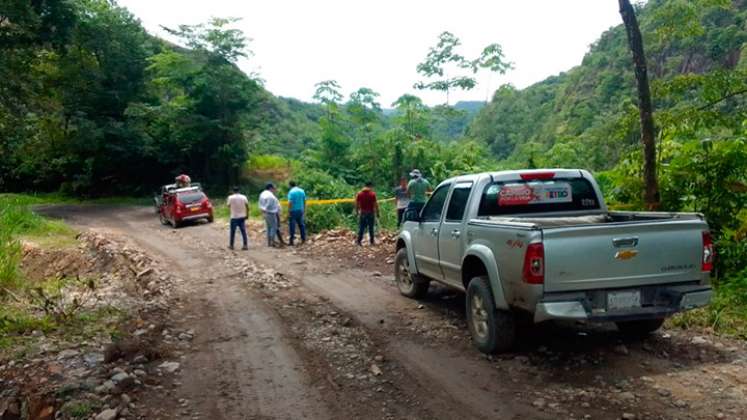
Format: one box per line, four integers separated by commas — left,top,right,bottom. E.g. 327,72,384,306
159,187,214,228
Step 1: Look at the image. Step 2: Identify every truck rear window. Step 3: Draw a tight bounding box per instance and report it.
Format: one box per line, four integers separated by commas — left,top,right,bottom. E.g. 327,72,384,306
477,178,600,216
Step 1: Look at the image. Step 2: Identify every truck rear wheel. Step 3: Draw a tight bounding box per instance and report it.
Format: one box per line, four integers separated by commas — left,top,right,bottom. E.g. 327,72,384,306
394,248,429,299
616,318,665,336
467,276,515,354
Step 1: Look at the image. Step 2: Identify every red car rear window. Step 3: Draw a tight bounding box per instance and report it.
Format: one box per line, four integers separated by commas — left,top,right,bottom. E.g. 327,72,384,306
178,192,206,204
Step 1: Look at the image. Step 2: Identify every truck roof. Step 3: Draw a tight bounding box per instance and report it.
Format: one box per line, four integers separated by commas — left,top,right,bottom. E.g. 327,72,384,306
441,169,588,186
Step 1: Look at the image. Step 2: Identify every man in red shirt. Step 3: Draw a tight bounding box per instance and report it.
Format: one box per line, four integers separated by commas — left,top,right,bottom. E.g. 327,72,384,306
355,181,379,246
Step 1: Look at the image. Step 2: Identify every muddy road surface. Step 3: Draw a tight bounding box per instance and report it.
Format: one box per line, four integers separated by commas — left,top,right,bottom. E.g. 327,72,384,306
41,205,747,420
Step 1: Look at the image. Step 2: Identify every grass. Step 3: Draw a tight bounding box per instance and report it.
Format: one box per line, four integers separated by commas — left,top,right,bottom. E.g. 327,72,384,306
0,300,125,352
0,194,79,249
0,193,125,355
61,401,97,418
668,273,747,339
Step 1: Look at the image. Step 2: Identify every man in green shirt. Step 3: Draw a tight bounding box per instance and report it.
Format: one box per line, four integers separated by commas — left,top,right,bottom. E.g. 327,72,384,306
406,169,431,214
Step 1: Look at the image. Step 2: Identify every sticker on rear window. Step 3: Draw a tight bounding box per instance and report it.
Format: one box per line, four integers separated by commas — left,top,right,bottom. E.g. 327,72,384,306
498,182,572,206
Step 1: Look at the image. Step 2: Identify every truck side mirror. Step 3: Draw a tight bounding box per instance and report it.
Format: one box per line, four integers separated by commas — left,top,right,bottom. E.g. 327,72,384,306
403,208,422,223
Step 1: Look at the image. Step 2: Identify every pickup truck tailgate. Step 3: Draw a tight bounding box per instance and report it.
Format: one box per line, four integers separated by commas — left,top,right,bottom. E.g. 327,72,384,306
542,220,705,293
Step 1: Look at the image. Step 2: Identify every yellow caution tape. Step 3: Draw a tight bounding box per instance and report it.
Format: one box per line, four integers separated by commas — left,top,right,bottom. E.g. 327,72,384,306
280,197,396,207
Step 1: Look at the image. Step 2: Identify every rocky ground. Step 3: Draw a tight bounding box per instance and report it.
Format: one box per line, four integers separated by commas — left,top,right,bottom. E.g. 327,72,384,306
2,205,745,420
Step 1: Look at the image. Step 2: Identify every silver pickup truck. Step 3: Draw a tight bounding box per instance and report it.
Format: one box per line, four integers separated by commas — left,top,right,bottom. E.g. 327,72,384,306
395,169,714,353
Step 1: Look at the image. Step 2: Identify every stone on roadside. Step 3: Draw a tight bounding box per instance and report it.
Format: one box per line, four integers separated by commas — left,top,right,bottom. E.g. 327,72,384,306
95,408,118,420
159,361,180,373
58,349,79,359
613,344,629,356
618,391,635,401
691,336,708,345
532,398,546,409
621,413,635,420
96,380,117,394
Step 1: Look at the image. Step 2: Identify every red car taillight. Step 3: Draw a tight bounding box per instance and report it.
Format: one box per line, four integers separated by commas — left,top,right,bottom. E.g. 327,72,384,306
702,231,714,272
523,243,544,284
175,201,185,214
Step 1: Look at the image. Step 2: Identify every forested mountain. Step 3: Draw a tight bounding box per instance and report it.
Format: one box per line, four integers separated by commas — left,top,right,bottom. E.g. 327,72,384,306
469,0,747,170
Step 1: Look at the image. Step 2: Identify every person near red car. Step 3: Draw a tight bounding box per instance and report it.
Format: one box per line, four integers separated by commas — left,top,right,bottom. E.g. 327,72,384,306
227,187,250,250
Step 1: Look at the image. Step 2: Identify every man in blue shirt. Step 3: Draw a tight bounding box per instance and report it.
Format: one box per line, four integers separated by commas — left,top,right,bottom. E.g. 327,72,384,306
287,181,307,245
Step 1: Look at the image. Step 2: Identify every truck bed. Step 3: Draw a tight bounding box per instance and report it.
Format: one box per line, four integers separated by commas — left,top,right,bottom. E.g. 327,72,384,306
483,211,703,228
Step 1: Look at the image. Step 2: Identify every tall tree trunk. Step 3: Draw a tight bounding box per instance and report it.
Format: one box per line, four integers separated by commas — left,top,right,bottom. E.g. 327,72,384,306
619,0,659,209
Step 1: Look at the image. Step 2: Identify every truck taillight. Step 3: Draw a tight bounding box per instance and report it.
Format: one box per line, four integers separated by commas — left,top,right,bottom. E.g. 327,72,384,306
520,172,555,181
702,231,714,272
523,243,544,284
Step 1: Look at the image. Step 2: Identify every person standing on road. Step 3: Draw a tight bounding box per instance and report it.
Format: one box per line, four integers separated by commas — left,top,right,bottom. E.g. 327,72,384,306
227,187,249,250
406,169,431,215
287,181,307,245
258,183,281,247
275,208,287,246
355,181,379,246
394,176,410,227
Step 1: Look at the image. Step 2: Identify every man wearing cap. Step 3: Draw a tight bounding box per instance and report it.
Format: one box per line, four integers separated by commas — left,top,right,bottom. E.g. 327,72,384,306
406,169,431,214
258,183,281,247
227,187,249,250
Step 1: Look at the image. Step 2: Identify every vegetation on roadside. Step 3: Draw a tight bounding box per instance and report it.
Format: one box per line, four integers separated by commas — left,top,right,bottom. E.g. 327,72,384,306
0,194,125,353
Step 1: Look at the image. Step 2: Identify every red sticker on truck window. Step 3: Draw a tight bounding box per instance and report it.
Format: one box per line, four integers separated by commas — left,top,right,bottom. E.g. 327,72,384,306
498,184,536,206
498,182,573,206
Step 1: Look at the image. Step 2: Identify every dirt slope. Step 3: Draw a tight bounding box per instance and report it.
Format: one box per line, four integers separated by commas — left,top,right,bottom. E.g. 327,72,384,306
39,205,747,420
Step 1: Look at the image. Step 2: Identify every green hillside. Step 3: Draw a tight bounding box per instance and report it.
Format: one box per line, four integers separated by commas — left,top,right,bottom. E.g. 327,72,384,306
469,0,747,169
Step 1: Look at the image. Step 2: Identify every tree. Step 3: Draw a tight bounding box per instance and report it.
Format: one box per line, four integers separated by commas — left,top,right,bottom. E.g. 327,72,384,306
347,87,381,126
347,87,382,148
619,0,660,209
313,80,343,120
146,17,259,186
414,32,476,105
414,32,510,105
162,17,249,63
472,43,513,101
392,94,429,139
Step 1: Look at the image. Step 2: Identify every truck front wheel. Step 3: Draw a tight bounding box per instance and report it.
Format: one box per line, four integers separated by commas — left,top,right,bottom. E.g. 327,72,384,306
467,276,515,354
394,248,429,299
616,318,665,336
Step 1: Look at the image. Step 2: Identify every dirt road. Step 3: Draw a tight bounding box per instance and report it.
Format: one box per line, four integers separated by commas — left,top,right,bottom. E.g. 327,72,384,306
41,205,747,420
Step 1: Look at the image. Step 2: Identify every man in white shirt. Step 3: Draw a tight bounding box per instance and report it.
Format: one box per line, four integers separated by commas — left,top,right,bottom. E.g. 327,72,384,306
227,187,250,250
258,183,281,247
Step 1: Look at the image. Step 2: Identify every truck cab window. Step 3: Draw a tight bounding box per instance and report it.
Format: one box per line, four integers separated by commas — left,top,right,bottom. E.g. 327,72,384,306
478,178,600,216
445,183,473,222
422,184,451,222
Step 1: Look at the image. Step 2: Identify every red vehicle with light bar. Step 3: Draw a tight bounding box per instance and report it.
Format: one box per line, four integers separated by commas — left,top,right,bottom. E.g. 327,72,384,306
395,169,713,354
157,185,214,228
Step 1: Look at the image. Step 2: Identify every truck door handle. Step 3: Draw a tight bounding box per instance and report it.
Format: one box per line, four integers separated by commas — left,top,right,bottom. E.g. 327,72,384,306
613,237,639,247
430,228,439,236
451,230,461,239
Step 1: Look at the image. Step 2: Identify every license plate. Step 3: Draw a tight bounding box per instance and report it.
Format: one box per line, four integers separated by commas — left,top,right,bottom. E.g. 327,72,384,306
190,207,200,212
608,290,641,311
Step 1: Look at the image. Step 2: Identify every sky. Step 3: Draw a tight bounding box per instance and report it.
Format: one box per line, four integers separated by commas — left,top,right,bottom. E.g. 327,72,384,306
118,0,624,106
